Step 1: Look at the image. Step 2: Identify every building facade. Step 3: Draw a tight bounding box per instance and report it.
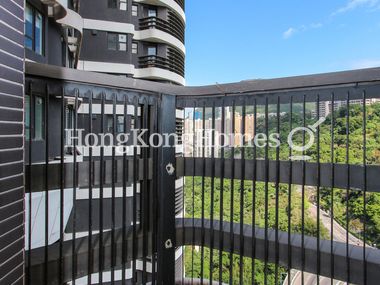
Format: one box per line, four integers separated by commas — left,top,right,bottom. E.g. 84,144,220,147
78,0,185,85
24,0,185,85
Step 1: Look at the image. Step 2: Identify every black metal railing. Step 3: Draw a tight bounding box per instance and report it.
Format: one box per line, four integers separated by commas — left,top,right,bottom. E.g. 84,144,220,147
24,72,163,285
139,16,185,43
22,62,380,285
139,54,185,77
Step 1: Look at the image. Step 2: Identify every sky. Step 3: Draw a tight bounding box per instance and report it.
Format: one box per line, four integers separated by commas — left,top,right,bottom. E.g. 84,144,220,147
184,0,380,86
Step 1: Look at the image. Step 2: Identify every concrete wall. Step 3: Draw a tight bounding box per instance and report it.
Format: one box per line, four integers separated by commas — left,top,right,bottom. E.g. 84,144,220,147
0,0,25,283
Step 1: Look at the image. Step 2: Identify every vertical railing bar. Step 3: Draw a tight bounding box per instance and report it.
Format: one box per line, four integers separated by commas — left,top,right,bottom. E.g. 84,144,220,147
71,89,79,285
181,106,185,285
301,94,306,284
209,102,216,284
274,96,280,285
142,99,149,284
316,93,321,284
252,99,257,285
99,92,105,284
151,100,158,285
200,104,206,284
44,84,50,285
87,91,94,285
362,90,368,285
27,82,33,285
330,92,335,285
345,91,350,284
59,87,66,285
229,101,236,285
122,95,129,284
191,104,196,285
132,97,138,285
287,96,293,285
264,97,269,285
156,94,176,284
111,94,117,284
239,100,246,285
218,101,225,285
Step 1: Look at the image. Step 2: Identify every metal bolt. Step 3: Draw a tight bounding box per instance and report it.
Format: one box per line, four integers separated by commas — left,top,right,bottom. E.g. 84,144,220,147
165,239,173,249
165,163,175,176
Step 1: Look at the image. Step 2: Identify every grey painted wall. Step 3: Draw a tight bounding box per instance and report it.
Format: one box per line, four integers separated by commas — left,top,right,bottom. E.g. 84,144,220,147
0,0,25,283
80,30,133,65
79,0,167,25
81,29,167,67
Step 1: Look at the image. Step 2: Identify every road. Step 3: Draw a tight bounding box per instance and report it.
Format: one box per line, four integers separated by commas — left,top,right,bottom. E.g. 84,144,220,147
283,270,345,285
283,192,365,285
308,204,363,246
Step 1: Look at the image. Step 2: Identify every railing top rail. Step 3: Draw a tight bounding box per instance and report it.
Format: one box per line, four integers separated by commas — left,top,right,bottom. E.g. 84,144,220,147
26,62,380,96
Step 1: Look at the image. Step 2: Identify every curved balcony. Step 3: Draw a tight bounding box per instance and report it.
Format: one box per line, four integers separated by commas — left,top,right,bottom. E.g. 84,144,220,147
78,59,185,85
41,0,67,19
136,56,185,85
134,0,185,23
139,55,184,77
139,16,184,44
168,10,185,33
56,8,83,67
174,0,184,10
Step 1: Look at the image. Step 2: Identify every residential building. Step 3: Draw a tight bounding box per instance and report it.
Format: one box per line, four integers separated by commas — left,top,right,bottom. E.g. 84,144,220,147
78,0,185,85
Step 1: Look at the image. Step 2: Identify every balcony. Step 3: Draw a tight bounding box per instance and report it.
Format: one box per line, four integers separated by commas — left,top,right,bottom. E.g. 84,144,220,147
174,0,184,10
140,16,185,44
21,62,380,284
133,0,186,22
138,55,184,77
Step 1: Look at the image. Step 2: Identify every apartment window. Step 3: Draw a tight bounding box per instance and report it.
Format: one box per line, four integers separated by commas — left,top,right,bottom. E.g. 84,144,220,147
147,45,157,56
105,115,124,134
108,0,117,8
108,0,127,10
25,3,44,55
132,5,138,16
116,116,125,133
132,41,138,54
148,7,157,17
25,95,45,141
25,96,30,140
106,116,113,133
108,33,127,51
119,0,127,10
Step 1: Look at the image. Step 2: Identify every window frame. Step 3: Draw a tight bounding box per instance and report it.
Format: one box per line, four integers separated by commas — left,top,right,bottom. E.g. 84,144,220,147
25,3,45,55
148,7,157,17
25,94,46,141
107,0,118,9
132,5,138,16
107,33,128,51
104,115,125,135
119,0,127,10
132,41,138,54
116,115,125,134
108,0,127,10
147,45,157,56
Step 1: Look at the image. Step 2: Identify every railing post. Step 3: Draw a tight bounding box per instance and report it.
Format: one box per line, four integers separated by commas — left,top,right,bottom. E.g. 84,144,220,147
157,94,177,285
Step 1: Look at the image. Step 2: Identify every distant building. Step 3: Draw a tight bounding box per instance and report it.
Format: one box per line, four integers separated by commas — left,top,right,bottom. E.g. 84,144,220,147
318,99,380,117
